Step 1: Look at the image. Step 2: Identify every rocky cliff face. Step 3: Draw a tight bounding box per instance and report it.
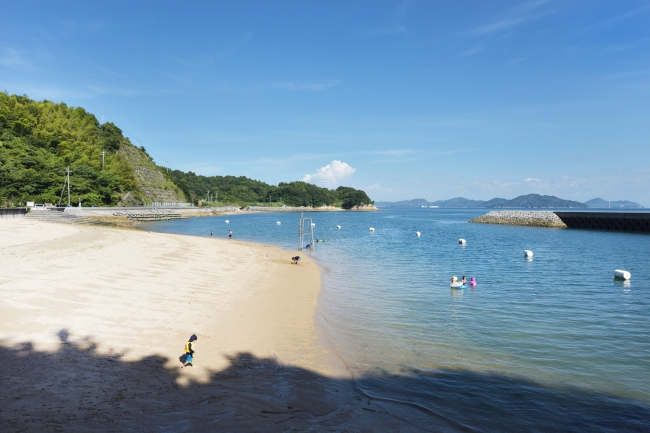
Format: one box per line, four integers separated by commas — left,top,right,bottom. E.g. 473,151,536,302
117,145,186,206
350,204,379,211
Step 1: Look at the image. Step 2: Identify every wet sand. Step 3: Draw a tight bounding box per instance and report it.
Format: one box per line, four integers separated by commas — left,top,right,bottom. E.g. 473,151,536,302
0,218,417,432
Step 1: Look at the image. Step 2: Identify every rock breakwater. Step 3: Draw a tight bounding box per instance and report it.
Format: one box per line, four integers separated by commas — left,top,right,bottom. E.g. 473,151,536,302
470,211,567,228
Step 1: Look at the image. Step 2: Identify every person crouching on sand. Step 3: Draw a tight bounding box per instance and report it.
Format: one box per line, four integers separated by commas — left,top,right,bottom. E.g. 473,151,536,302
183,334,197,368
291,256,301,265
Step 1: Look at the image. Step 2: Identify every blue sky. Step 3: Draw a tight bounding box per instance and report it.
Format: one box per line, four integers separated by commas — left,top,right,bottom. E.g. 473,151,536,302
1,1,649,203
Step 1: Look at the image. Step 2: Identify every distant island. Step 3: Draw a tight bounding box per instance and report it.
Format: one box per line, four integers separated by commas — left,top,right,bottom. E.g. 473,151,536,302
377,194,645,209
0,93,373,209
376,194,589,209
583,198,643,209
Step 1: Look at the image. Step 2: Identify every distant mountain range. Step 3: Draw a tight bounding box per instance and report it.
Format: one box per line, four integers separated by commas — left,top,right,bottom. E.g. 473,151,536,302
583,198,644,209
375,194,643,209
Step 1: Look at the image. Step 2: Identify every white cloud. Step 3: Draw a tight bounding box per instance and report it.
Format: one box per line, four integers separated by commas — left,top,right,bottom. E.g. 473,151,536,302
273,80,340,91
471,0,554,36
0,46,31,69
372,149,414,156
303,160,356,188
524,177,541,182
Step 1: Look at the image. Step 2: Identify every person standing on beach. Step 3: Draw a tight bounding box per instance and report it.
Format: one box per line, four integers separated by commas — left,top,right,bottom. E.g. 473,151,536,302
182,334,197,368
210,230,213,237
228,230,232,239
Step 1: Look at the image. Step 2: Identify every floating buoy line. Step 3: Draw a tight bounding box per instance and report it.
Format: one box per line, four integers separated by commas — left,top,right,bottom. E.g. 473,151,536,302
233,216,633,290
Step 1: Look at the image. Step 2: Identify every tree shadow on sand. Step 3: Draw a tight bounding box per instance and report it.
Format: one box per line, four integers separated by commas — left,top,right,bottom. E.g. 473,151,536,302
1,330,648,433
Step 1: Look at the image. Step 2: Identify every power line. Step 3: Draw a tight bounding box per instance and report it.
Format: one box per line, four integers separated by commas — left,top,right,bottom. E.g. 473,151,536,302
101,108,173,170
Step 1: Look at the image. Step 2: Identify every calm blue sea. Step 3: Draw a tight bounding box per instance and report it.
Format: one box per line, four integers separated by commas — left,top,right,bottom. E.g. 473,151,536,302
143,209,650,432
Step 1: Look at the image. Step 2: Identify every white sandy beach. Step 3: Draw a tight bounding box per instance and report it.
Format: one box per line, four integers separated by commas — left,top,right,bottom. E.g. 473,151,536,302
0,218,416,431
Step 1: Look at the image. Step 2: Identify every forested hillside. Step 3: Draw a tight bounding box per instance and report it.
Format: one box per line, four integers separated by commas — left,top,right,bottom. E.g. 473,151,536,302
0,93,184,206
169,170,373,208
0,93,373,208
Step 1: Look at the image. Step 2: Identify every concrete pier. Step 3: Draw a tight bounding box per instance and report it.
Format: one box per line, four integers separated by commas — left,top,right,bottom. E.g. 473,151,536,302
554,211,650,232
470,211,566,227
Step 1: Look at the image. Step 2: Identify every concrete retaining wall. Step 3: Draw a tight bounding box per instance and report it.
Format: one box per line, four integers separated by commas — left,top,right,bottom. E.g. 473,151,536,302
0,208,28,218
554,212,650,232
470,210,650,232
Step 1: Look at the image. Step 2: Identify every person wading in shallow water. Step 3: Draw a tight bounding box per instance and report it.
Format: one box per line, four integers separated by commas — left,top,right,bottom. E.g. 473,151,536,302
228,230,232,239
182,334,197,368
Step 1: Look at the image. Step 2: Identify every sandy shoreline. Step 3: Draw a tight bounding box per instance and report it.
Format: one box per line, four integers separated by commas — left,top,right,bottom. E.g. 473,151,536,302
0,218,416,431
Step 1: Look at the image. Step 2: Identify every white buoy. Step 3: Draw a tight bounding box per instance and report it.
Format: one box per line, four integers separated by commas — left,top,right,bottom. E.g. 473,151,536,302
277,221,281,225
225,220,229,223
369,227,375,232
416,232,421,237
614,269,631,280
459,238,466,244
311,223,316,227
336,225,341,229
524,250,533,258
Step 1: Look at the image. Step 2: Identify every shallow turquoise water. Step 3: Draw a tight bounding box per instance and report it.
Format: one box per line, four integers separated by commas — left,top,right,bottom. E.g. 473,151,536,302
143,210,650,432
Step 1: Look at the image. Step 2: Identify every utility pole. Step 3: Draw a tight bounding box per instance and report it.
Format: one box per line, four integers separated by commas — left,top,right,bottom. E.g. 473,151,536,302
58,166,69,207
101,109,106,171
67,166,71,207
